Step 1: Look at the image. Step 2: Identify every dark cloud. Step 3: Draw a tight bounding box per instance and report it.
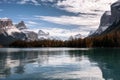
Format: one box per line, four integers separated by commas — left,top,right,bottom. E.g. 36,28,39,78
91,9,104,12
78,12,98,16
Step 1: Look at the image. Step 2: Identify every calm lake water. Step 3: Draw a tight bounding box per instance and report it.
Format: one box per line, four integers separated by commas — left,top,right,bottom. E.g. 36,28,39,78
0,48,120,80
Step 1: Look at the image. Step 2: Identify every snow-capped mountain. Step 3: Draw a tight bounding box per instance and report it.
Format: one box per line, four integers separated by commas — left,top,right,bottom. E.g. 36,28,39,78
15,21,38,41
0,18,26,46
0,18,50,45
38,30,49,40
0,18,22,35
38,30,62,40
22,30,38,41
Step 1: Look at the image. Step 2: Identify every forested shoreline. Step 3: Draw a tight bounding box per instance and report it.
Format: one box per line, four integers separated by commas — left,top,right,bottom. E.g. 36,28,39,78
9,31,120,48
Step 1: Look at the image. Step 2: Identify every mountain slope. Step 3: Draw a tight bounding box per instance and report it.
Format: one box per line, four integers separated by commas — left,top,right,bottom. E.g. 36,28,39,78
89,1,120,37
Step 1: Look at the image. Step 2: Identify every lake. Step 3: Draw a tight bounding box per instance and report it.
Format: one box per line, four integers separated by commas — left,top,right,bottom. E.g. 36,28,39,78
0,48,120,80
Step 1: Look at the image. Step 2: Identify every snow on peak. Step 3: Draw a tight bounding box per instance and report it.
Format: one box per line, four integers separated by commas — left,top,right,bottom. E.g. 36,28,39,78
0,17,10,21
0,18,21,36
6,26,21,36
38,30,49,35
38,30,50,40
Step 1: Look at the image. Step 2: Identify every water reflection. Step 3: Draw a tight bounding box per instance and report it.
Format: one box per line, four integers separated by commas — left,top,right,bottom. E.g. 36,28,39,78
0,48,119,80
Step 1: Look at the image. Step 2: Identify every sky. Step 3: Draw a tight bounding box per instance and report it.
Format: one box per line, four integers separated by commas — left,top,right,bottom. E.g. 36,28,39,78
0,0,118,40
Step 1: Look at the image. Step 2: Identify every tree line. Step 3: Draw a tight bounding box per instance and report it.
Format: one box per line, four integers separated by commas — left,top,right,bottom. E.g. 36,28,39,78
9,31,120,48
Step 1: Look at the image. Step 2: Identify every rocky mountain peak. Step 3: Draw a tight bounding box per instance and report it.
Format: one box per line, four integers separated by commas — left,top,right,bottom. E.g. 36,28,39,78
15,21,27,30
0,18,13,28
0,18,27,46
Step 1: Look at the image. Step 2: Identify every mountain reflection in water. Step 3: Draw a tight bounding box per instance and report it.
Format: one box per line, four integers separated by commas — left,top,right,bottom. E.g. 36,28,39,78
0,48,120,80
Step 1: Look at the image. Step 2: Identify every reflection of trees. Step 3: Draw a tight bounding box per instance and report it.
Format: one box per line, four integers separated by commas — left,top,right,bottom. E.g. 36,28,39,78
68,49,120,80
0,51,39,78
37,50,65,65
1,48,120,80
0,52,10,78
68,50,90,61
0,50,64,78
14,66,24,74
87,49,120,80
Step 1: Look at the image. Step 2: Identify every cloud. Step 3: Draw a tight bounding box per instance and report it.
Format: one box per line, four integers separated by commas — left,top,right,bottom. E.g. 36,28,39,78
35,15,100,29
27,21,38,25
56,0,117,14
26,21,39,27
40,0,55,2
17,0,27,4
17,0,40,5
0,17,9,19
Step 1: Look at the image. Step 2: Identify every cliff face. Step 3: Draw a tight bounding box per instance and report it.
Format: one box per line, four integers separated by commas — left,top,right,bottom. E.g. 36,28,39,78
99,11,112,27
89,11,112,37
89,1,120,37
96,11,112,34
111,1,120,23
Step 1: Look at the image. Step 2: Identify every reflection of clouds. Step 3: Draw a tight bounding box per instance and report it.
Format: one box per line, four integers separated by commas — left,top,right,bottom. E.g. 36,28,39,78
45,55,105,80
49,67,104,80
5,57,20,68
0,48,104,80
0,50,39,78
24,51,104,80
1,48,88,53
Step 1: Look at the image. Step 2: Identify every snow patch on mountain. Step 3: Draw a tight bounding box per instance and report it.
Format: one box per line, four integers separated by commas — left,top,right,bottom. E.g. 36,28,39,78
5,26,21,36
0,18,22,36
38,30,49,40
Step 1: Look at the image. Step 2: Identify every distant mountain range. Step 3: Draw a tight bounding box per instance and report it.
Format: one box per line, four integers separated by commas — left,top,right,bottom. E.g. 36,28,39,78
0,18,68,46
